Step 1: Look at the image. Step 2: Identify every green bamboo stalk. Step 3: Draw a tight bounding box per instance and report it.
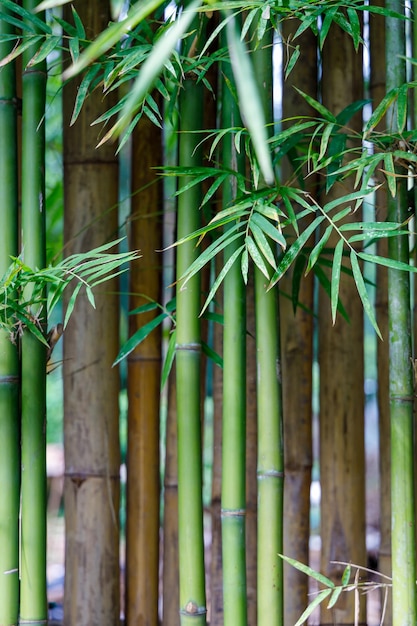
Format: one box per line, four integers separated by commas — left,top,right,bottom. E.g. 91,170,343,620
176,76,207,626
20,1,47,621
251,27,284,626
221,51,247,626
0,13,20,626
386,2,417,624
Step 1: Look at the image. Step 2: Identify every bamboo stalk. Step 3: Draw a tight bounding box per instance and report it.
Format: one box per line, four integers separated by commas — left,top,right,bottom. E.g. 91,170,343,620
125,102,163,626
176,74,207,625
386,3,417,623
369,4,392,621
62,3,120,624
319,20,366,625
0,13,20,625
251,27,284,626
19,1,48,620
220,53,247,626
280,19,316,626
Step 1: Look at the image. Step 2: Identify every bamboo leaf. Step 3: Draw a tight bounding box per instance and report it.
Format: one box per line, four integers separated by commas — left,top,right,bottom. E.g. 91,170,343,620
0,35,43,67
64,282,83,328
293,589,333,626
70,64,101,125
346,7,361,50
113,312,166,366
202,340,223,368
315,263,349,324
350,250,382,339
161,329,176,389
246,235,269,278
397,83,408,132
341,563,351,586
226,15,274,185
241,248,249,284
96,0,202,147
27,35,61,67
294,88,337,122
307,224,333,273
2,0,51,32
200,245,245,315
358,251,417,273
63,0,166,79
71,5,85,40
279,555,335,588
319,123,334,162
269,215,325,288
251,211,286,249
384,152,397,197
249,220,277,269
85,285,95,309
364,87,398,137
327,586,344,610
322,186,374,213
331,239,344,325
285,45,300,79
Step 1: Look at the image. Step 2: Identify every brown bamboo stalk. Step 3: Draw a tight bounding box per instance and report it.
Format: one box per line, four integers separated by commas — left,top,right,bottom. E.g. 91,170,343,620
280,21,317,626
319,22,366,625
63,2,120,624
125,103,163,626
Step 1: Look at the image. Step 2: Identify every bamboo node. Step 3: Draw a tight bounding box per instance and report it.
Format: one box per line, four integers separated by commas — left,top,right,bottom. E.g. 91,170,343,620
176,342,201,352
181,602,207,616
221,508,246,517
257,469,284,479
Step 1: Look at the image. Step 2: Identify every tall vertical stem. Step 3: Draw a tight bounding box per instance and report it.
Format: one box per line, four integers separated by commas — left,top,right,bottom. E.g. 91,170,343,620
251,27,284,626
221,49,247,626
386,4,417,623
176,75,207,626
20,0,47,620
0,12,20,626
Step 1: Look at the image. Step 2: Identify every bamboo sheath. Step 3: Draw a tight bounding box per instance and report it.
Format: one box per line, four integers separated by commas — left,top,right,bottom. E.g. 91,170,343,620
0,15,20,622
20,0,48,619
63,2,120,625
319,23,366,625
280,20,316,626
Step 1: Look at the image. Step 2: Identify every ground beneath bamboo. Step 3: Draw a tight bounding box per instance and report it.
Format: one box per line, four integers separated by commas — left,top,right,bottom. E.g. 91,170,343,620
47,515,382,625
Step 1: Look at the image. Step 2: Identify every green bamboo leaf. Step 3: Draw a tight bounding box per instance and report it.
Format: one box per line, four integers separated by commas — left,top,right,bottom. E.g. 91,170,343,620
327,586,344,610
279,555,335,588
293,589,333,626
364,87,398,137
319,6,338,49
0,35,43,67
292,253,307,313
336,99,370,126
246,235,269,278
113,312,166,366
63,0,166,79
269,215,325,288
384,152,396,197
202,340,223,368
71,5,85,40
315,263,349,324
293,12,317,40
397,84,408,132
64,282,83,328
358,251,417,273
129,301,159,315
322,186,375,213
251,211,286,249
350,250,382,339
241,248,249,284
341,563,351,586
294,88,337,122
1,0,51,32
96,0,203,147
319,123,334,162
85,284,96,309
249,221,277,269
35,0,73,11
70,64,101,125
346,7,361,50
161,329,176,389
226,15,274,185
200,245,245,315
331,239,344,325
180,229,244,288
69,36,79,63
307,224,333,273
27,35,61,67
284,45,300,80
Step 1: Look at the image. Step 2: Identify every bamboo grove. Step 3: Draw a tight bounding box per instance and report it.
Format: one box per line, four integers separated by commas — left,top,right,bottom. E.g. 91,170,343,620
2,1,417,625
